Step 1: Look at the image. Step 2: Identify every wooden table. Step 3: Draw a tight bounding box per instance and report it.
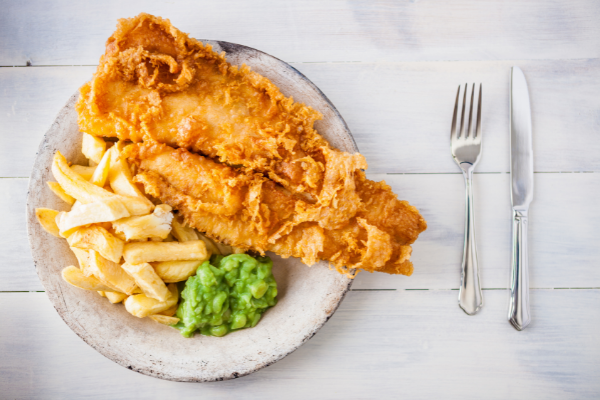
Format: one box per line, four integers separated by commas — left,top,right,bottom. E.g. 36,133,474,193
2,1,599,398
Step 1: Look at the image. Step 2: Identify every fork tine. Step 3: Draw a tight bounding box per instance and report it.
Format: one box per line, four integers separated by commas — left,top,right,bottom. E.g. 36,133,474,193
450,85,460,141
475,84,482,139
466,84,475,138
458,83,467,138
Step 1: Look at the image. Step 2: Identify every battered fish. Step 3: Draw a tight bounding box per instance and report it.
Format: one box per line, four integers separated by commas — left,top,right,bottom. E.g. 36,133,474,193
125,142,420,276
77,13,427,277
77,13,367,229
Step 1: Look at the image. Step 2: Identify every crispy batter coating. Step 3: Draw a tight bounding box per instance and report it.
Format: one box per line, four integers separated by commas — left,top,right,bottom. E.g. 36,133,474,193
126,143,421,276
77,13,368,229
77,13,427,277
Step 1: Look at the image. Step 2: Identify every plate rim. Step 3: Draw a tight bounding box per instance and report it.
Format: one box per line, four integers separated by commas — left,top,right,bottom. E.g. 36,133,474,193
26,41,357,382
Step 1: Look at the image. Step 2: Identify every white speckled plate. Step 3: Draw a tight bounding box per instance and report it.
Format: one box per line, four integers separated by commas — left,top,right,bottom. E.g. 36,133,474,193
26,42,356,382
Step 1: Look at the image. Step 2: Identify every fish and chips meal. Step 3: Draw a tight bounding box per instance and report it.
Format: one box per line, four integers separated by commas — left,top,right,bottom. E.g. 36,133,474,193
36,13,427,337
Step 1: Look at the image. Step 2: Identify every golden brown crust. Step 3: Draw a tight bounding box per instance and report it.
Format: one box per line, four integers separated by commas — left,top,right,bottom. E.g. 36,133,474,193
127,143,418,276
76,13,371,230
78,13,427,277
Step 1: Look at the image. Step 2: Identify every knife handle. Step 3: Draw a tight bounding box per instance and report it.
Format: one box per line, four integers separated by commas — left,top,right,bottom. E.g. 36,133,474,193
508,209,531,330
458,170,483,315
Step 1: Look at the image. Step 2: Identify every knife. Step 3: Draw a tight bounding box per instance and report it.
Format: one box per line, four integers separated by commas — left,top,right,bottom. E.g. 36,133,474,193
508,66,534,331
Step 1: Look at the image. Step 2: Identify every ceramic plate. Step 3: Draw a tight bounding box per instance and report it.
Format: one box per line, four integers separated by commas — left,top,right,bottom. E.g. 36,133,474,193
26,42,356,382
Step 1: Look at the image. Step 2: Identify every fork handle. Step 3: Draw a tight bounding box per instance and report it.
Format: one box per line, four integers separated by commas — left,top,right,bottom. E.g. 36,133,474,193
458,169,483,315
508,209,531,331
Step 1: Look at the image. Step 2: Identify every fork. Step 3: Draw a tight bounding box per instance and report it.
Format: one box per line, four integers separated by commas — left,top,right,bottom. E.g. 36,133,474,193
451,83,483,315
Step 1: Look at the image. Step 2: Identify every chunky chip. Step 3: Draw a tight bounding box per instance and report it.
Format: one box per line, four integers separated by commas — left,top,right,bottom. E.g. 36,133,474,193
35,208,61,237
82,133,106,164
149,315,180,325
197,232,221,256
90,148,112,187
152,260,201,283
52,151,153,216
62,266,115,292
47,182,75,205
56,197,130,237
67,225,125,263
124,283,178,318
171,216,199,242
70,247,94,276
70,165,97,180
89,250,137,295
158,304,178,317
113,204,173,241
121,262,170,302
108,146,153,203
105,291,128,304
123,240,208,264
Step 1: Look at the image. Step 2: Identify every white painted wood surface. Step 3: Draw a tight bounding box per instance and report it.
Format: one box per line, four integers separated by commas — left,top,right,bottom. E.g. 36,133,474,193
2,1,599,398
2,291,599,399
2,0,600,65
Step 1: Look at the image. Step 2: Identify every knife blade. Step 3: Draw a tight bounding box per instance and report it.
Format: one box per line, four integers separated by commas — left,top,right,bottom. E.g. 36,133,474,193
508,66,533,331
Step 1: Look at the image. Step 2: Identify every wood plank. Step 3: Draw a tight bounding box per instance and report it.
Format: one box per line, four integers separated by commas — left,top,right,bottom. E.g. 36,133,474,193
0,178,41,291
2,0,600,65
2,59,600,177
0,67,96,177
8,172,600,291
1,290,598,398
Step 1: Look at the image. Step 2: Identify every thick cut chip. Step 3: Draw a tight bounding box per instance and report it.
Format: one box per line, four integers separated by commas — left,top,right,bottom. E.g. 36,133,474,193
82,133,106,164
124,283,178,318
98,291,106,297
89,250,137,294
70,247,94,276
162,233,176,242
70,165,97,180
149,315,179,325
113,204,173,241
171,216,198,242
56,197,130,237
62,266,115,292
90,148,112,187
52,151,153,216
47,182,75,205
108,146,153,203
35,208,61,237
196,232,220,255
152,260,201,283
123,240,208,264
158,304,178,317
215,242,234,256
121,262,169,302
67,225,125,263
105,291,128,304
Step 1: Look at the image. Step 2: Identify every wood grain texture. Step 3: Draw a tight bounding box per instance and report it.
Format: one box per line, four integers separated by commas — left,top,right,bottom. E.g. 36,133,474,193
7,172,599,291
0,67,96,177
2,0,600,65
2,59,600,177
0,178,41,291
1,290,598,399
2,0,600,393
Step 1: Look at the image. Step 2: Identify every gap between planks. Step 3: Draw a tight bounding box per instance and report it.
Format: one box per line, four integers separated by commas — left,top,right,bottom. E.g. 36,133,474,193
2,288,599,294
3,56,600,67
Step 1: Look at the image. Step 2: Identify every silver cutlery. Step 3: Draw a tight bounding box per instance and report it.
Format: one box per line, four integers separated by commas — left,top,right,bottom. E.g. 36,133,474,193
508,67,534,331
451,83,484,315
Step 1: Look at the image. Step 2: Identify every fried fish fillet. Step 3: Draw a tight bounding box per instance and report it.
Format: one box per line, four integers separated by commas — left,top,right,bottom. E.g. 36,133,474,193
77,13,368,229
77,13,427,277
125,142,424,276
